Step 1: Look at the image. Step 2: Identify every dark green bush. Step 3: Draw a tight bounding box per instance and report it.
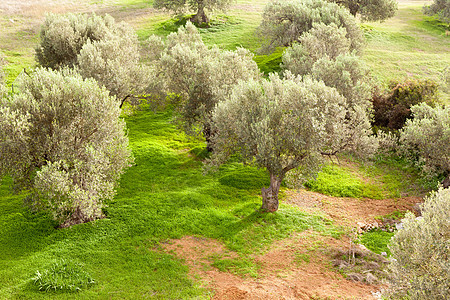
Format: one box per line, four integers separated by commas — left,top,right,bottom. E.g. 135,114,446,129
372,79,438,131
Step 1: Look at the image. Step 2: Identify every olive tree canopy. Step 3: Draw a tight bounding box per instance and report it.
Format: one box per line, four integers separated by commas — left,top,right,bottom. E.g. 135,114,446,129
400,103,450,188
257,0,365,53
208,74,376,212
330,0,397,22
387,187,450,299
0,68,133,227
153,0,234,25
36,13,149,104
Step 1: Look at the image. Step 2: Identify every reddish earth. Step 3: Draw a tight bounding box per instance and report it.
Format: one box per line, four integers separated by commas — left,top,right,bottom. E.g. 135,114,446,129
163,189,422,299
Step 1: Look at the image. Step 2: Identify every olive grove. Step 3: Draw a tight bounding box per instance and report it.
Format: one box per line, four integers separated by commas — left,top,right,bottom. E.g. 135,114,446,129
0,68,133,227
208,74,377,212
153,0,233,25
148,22,260,149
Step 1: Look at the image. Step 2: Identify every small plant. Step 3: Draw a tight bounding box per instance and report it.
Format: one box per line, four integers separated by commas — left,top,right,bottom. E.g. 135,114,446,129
32,259,95,292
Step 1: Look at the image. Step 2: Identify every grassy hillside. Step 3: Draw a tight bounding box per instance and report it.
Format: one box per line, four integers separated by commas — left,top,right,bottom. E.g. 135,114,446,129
0,0,448,298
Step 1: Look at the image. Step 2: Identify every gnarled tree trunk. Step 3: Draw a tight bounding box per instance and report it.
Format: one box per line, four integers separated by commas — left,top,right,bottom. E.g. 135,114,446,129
191,1,209,25
261,173,283,212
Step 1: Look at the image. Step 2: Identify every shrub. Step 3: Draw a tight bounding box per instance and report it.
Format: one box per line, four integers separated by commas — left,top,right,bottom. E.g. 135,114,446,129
0,68,133,227
400,103,450,187
386,188,450,299
33,259,95,292
372,79,439,131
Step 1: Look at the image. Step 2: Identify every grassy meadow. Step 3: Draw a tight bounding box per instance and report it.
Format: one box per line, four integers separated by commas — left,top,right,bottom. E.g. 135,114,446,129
0,0,448,298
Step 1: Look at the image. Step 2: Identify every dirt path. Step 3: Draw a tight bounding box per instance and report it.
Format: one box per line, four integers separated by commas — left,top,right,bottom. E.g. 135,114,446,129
163,190,421,299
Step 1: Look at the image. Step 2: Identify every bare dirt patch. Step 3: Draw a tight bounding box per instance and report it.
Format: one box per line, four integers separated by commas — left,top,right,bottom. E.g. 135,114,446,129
163,233,382,299
286,189,421,227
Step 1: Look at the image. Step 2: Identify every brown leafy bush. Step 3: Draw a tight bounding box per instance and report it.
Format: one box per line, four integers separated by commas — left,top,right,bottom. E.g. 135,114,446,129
372,79,438,131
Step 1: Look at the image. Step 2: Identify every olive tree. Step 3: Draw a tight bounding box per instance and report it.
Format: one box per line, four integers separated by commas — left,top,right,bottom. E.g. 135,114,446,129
153,0,233,25
330,0,397,21
257,0,365,53
0,68,133,227
149,22,260,148
386,188,450,299
282,22,373,155
424,0,450,23
281,23,355,76
208,74,376,212
36,13,148,104
400,103,450,188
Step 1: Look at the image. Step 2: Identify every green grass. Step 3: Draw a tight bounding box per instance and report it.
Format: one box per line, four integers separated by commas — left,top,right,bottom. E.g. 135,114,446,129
358,230,394,256
305,165,385,199
0,109,337,299
362,4,450,102
211,256,260,278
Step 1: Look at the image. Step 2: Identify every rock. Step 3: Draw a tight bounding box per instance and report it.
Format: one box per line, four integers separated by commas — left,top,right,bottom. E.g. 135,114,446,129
381,252,387,257
357,244,369,252
347,272,364,282
365,273,378,285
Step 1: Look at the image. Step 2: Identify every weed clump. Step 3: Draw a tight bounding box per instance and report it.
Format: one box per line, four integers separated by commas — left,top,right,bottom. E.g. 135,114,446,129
32,259,95,292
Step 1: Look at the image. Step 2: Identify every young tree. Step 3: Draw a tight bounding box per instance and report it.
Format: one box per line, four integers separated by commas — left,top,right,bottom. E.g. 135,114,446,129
0,68,133,227
400,103,450,188
208,74,376,212
423,0,450,23
329,0,397,21
36,13,148,104
386,187,450,299
257,0,365,53
149,22,260,148
153,0,233,25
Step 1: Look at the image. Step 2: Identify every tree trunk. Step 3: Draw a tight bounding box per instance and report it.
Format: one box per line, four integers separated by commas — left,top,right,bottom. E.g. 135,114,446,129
442,174,450,189
202,122,214,152
348,2,360,16
261,174,283,212
191,1,209,25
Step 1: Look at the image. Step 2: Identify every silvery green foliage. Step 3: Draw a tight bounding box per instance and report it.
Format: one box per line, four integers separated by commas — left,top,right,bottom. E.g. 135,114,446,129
37,13,148,102
329,0,397,22
150,22,260,135
209,73,370,180
36,13,125,69
400,103,450,181
386,188,450,299
0,68,133,227
257,0,365,53
423,0,450,23
282,25,375,158
77,33,150,102
281,23,353,77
